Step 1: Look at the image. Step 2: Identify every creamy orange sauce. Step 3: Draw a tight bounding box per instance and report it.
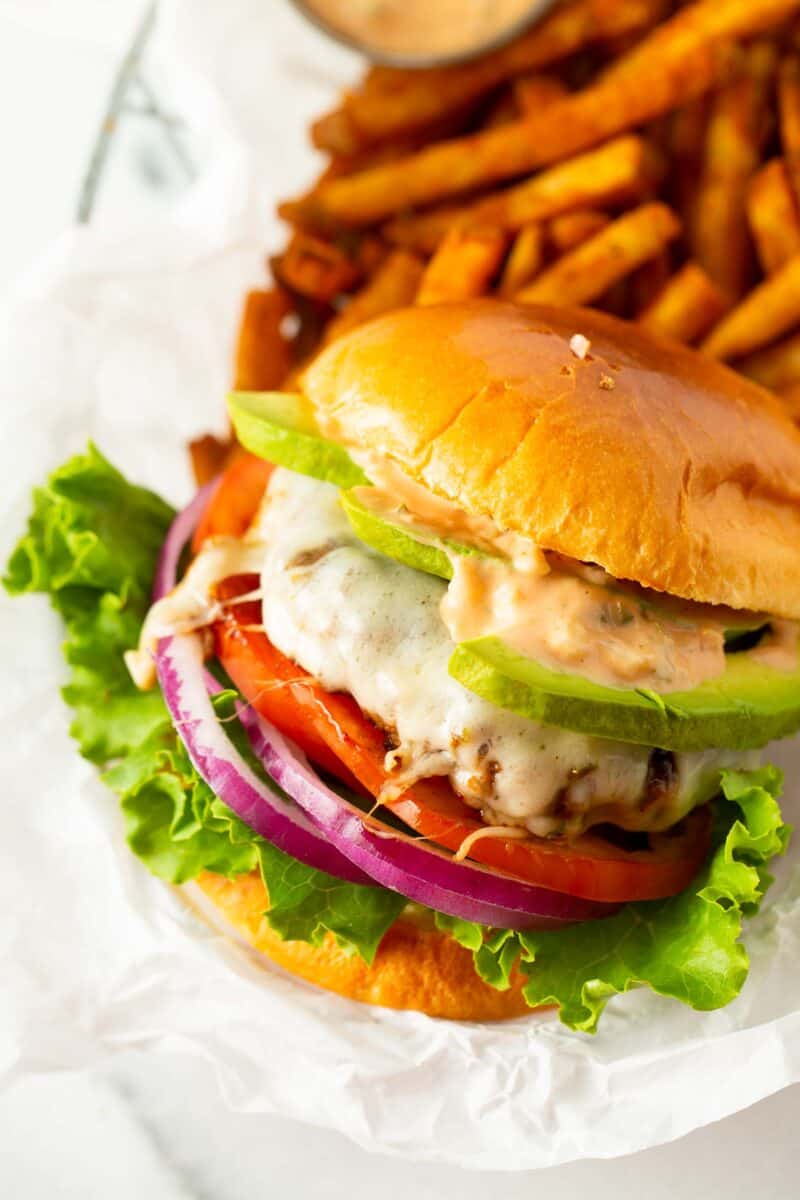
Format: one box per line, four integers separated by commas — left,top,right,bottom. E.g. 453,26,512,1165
125,534,266,690
348,465,800,691
351,456,542,565
749,619,800,672
126,468,761,837
301,0,537,59
441,554,732,693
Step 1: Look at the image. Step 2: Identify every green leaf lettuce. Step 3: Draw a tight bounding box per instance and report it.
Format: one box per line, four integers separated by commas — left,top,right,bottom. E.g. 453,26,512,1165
438,767,790,1031
6,446,792,1028
4,445,403,963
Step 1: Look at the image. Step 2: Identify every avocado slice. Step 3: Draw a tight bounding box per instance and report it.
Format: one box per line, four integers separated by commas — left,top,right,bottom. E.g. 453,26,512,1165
342,490,770,649
339,487,491,579
449,636,800,751
227,391,368,488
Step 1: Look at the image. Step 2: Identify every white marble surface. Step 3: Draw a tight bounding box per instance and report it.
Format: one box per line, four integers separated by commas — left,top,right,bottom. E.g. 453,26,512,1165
1,1054,799,1199
1,2,799,1194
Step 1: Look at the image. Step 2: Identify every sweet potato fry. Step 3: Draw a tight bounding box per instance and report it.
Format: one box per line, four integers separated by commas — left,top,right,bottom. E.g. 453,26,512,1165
285,0,800,228
701,253,800,359
546,210,610,253
471,135,665,232
512,74,568,116
689,177,755,300
669,96,710,226
629,248,672,314
498,224,545,296
779,53,800,204
637,261,731,343
322,250,425,344
271,232,368,302
416,227,508,306
382,207,464,255
777,380,800,419
382,136,663,251
516,202,681,306
311,0,669,154
737,329,800,388
189,435,232,487
689,41,776,298
286,41,734,229
747,158,800,273
481,87,521,129
598,1,783,83
234,289,293,391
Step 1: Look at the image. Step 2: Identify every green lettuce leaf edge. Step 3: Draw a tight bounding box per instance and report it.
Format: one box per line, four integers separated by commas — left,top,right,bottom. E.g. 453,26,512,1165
4,445,403,964
438,766,791,1032
6,445,792,1029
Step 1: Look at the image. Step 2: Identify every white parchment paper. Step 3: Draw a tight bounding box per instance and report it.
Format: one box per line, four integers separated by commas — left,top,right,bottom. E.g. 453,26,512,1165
1,0,800,1170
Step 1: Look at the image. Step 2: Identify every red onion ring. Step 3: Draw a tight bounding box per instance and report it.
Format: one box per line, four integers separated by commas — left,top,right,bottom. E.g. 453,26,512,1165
152,482,217,603
155,632,372,883
152,488,372,884
153,488,612,927
241,702,611,929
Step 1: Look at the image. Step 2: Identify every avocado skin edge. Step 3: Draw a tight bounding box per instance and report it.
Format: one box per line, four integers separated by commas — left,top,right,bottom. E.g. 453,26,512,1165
228,391,368,488
449,636,800,751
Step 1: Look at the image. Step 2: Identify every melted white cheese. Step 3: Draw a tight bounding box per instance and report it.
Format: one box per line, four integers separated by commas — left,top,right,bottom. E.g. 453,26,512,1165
257,470,755,836
125,536,265,689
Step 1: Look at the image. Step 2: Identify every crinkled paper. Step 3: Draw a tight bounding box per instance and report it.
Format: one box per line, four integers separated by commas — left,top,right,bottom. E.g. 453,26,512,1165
1,0,799,1170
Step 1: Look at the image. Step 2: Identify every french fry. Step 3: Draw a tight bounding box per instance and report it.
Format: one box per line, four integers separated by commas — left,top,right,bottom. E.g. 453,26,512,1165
285,0,800,228
322,250,425,344
383,207,464,255
285,38,734,229
189,435,232,487
498,224,545,296
701,253,800,359
311,0,669,154
637,261,731,343
629,248,672,314
512,74,568,116
669,95,710,226
598,1,782,82
777,380,800,419
291,297,332,365
382,135,663,251
779,53,800,204
317,126,468,184
689,177,753,300
481,87,521,129
271,232,371,302
516,202,681,306
737,329,800,388
470,135,664,232
234,289,293,391
416,227,508,307
689,42,776,299
747,158,800,273
546,209,610,253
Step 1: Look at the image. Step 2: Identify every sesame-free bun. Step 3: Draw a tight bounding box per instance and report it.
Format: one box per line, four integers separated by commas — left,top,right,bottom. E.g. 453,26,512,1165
303,300,800,617
192,871,530,1020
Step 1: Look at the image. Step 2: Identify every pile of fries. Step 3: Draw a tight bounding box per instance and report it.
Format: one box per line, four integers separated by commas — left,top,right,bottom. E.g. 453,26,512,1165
193,0,800,482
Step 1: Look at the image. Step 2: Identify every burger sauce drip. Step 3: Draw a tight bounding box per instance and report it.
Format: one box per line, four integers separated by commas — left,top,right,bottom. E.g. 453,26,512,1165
441,554,730,693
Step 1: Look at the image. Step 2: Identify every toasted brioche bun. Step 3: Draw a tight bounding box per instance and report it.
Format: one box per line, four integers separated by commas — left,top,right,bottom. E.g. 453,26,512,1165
303,300,800,618
192,871,531,1020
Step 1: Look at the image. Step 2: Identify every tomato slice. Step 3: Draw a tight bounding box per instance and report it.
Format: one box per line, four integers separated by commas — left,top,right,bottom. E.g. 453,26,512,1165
192,451,273,554
203,455,712,903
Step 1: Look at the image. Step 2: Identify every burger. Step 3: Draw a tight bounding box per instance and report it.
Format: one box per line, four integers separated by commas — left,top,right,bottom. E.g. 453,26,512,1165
7,300,797,1031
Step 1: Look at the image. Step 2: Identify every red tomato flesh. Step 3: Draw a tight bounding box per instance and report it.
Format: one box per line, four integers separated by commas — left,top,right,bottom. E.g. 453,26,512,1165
199,454,712,903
